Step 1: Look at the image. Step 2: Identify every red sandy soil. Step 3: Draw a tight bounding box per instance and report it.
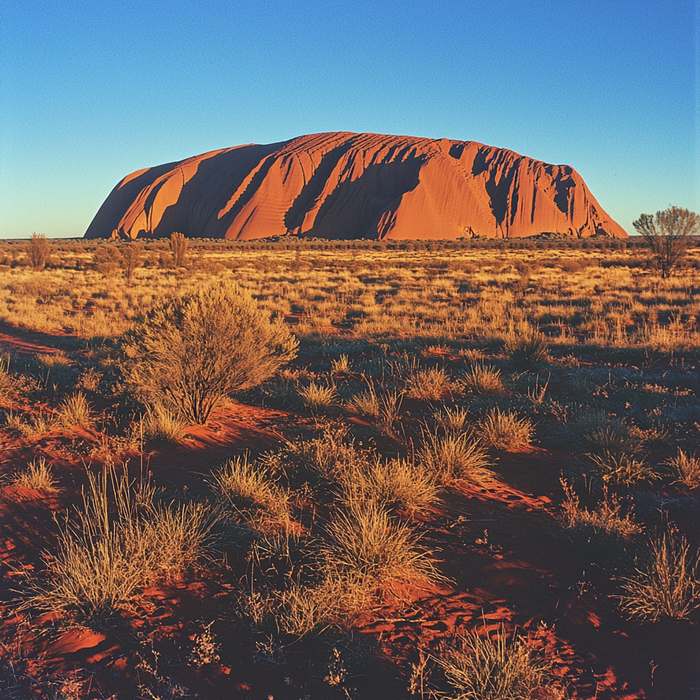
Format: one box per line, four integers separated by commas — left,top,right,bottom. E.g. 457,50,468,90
84,132,627,242
0,327,697,700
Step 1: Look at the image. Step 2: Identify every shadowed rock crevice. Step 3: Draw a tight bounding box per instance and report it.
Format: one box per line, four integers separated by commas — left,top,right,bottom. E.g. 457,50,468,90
84,132,627,240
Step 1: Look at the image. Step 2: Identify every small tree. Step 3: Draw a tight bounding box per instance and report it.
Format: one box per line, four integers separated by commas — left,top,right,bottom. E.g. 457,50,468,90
121,281,298,424
28,233,51,271
120,243,142,283
633,206,699,278
170,231,188,268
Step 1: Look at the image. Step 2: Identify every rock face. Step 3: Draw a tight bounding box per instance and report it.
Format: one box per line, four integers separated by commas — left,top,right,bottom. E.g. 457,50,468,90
85,132,627,240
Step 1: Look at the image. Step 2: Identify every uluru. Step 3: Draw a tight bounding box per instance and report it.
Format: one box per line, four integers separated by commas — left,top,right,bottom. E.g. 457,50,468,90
85,132,627,241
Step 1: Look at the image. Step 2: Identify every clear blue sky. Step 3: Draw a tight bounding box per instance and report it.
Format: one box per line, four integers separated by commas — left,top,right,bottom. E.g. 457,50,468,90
1,0,698,238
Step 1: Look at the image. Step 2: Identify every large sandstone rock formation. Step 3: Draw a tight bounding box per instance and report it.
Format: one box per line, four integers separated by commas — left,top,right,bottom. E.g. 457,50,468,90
85,132,627,240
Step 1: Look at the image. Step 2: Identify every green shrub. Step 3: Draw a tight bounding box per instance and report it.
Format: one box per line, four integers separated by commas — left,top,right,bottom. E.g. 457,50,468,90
122,281,298,424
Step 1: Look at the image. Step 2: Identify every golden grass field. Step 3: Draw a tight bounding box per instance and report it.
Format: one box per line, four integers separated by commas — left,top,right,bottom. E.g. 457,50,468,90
0,236,698,700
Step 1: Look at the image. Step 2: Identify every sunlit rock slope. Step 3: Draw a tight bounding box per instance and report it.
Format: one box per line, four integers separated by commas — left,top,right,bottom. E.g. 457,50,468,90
85,132,627,240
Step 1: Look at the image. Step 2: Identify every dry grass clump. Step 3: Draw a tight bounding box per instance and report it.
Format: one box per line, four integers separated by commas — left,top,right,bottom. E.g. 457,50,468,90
406,367,452,400
267,426,364,485
339,457,440,515
346,385,403,435
588,451,659,485
10,457,58,492
460,363,505,396
478,408,534,450
330,353,351,373
433,625,561,700
559,481,642,543
56,391,93,429
419,427,493,485
664,449,700,488
618,530,700,622
570,411,639,458
0,354,13,402
23,466,214,619
141,403,189,442
567,411,658,484
432,406,471,434
209,455,293,531
321,500,438,595
4,409,59,437
503,326,549,372
297,381,338,413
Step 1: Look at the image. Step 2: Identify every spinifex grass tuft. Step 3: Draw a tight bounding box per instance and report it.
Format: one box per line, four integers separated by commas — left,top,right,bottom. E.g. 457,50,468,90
11,457,58,492
665,449,700,488
419,426,493,485
433,624,561,700
618,530,700,622
209,455,293,531
21,465,214,620
478,408,534,451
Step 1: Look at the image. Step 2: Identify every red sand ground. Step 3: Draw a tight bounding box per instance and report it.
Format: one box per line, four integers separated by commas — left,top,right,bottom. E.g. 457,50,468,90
0,327,697,699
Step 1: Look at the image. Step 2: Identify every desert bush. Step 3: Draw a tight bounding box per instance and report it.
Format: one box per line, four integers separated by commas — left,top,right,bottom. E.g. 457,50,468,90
28,233,51,271
23,466,214,618
120,243,142,282
10,457,58,492
618,530,700,622
209,455,293,531
419,427,493,485
633,206,700,278
170,231,188,268
433,625,561,700
406,366,452,400
460,363,505,395
664,449,700,488
298,381,338,413
503,326,549,371
478,408,534,450
121,280,298,424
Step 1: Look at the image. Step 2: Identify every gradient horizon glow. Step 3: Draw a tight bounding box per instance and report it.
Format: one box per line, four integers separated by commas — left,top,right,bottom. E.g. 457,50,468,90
1,0,698,239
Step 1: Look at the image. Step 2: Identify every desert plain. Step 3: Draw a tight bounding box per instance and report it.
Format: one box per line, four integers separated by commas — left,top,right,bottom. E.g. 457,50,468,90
0,235,698,699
